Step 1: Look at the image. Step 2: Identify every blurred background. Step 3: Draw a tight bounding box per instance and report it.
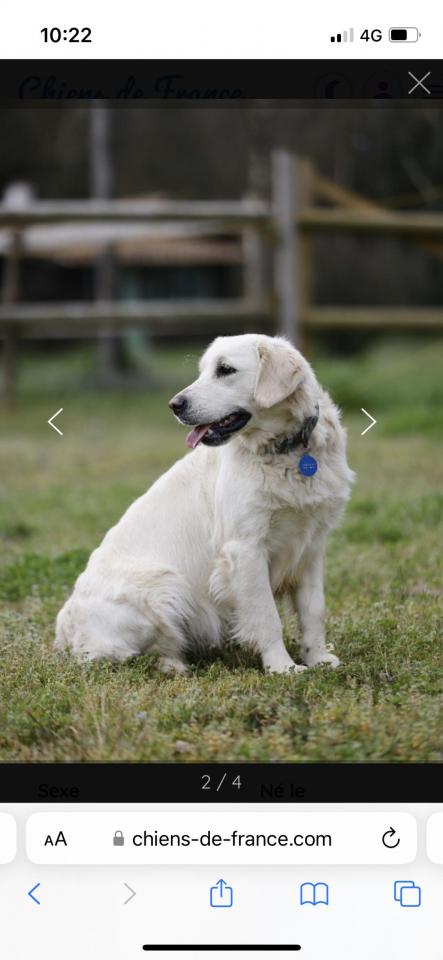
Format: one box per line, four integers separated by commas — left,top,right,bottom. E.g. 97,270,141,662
0,106,442,764
1,104,443,539
1,105,443,397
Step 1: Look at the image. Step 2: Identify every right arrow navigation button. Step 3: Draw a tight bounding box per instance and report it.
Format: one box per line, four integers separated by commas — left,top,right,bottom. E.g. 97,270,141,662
361,407,377,436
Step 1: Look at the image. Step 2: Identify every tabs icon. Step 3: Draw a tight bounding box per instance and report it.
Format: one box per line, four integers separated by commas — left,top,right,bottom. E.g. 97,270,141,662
394,880,421,907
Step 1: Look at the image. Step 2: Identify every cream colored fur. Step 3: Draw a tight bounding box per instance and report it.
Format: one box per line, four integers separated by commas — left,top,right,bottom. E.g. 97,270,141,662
55,334,355,673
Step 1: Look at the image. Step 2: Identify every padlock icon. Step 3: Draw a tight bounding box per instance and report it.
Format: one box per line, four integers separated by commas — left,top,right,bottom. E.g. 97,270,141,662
113,830,125,847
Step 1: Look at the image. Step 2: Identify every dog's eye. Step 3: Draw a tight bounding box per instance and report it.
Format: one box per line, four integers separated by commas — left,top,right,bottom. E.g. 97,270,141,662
215,363,237,378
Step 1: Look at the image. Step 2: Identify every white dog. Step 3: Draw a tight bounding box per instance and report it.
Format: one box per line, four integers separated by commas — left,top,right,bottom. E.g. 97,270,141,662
55,334,354,674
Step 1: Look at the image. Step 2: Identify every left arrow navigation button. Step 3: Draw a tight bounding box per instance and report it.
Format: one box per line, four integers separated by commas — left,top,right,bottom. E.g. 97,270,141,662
48,407,63,436
28,882,41,905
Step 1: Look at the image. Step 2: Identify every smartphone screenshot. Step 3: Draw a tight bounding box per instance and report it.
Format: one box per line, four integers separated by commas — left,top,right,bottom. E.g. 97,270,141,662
0,5,442,957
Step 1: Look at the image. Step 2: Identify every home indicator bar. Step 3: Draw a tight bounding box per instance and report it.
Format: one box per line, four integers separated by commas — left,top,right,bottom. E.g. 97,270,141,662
142,948,302,953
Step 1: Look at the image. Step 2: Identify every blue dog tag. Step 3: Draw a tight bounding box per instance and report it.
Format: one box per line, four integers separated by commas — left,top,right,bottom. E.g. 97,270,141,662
299,454,318,477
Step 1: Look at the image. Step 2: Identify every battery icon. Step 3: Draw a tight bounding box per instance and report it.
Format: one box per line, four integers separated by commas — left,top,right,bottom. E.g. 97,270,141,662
389,28,420,42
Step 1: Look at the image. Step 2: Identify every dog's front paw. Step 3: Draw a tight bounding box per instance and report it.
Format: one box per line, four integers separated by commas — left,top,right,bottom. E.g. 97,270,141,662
268,661,307,675
263,642,308,675
158,656,188,675
304,650,340,669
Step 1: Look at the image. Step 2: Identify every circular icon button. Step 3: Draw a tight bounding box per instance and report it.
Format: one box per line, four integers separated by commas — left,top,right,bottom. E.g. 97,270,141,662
382,827,401,849
315,73,353,99
364,72,403,99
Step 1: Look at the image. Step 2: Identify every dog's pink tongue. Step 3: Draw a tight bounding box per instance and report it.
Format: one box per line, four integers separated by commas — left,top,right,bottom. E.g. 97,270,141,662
186,424,211,449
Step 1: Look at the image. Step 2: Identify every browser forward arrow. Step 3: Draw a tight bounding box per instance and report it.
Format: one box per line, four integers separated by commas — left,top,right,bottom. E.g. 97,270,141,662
123,882,136,905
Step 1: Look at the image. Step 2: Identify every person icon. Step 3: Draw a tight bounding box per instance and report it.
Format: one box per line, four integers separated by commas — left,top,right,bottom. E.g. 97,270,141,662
364,71,401,99
374,80,393,98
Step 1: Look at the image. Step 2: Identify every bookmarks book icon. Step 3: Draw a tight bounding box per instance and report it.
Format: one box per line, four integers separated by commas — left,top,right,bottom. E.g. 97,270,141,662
300,882,329,906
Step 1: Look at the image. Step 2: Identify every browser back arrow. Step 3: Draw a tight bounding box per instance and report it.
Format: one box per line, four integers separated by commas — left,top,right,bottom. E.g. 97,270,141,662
28,882,41,905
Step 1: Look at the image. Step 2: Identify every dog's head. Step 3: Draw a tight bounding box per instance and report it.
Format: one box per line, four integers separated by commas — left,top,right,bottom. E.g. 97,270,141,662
169,334,317,448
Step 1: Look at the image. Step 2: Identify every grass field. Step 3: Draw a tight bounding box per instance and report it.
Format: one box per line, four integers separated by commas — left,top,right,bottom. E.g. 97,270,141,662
0,338,442,763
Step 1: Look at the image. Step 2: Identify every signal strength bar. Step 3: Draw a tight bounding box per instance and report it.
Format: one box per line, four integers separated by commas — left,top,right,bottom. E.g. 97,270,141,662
330,27,354,42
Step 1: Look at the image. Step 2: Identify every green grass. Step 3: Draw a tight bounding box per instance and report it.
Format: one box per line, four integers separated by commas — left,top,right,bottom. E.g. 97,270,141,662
0,338,442,763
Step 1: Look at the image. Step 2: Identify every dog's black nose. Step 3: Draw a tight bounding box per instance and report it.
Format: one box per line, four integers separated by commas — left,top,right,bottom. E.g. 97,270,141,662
169,394,187,416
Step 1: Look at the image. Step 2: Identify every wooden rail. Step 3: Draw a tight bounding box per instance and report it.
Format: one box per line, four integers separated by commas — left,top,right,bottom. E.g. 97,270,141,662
299,208,443,237
0,199,270,229
8,199,443,236
3,303,442,336
0,299,270,335
304,307,443,329
1,149,443,406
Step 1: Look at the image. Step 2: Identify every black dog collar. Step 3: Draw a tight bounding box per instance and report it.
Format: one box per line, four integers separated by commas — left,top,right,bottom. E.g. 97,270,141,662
266,403,320,456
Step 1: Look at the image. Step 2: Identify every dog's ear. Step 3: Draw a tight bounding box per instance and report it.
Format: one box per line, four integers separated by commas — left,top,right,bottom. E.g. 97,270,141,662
254,340,303,408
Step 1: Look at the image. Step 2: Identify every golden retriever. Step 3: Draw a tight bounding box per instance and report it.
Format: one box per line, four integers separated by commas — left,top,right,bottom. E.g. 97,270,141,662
55,334,354,673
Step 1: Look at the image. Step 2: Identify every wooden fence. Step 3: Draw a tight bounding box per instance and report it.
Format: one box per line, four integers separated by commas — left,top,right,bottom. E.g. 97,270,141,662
1,148,443,405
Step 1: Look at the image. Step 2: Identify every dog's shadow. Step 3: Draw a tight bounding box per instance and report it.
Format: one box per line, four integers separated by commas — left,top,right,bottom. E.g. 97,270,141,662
188,643,262,674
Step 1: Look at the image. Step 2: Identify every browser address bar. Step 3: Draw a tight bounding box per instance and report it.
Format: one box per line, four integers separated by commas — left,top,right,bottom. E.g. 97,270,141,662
26,812,417,865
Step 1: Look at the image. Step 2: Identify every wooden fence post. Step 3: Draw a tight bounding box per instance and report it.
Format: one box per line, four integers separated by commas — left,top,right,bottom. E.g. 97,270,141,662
1,229,22,408
90,107,121,382
241,191,268,332
271,150,313,347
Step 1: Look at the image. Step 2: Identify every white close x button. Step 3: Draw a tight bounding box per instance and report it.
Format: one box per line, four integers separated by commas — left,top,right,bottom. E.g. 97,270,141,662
408,70,431,94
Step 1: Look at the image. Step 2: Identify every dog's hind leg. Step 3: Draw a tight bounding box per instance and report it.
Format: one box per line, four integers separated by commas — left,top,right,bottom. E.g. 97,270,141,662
55,568,192,672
